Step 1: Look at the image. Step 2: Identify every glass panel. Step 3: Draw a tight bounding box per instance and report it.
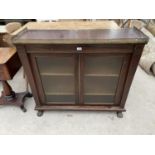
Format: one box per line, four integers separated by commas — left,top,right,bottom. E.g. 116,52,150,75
36,55,75,104
41,76,74,95
84,76,118,94
46,95,75,103
37,56,74,75
85,95,114,104
85,56,123,76
84,55,123,104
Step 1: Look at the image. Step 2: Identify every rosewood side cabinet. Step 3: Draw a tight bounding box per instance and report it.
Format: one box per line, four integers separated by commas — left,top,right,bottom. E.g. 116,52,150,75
12,28,148,117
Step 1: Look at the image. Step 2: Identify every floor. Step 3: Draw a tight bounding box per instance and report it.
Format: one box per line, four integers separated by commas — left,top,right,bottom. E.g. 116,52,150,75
0,67,155,135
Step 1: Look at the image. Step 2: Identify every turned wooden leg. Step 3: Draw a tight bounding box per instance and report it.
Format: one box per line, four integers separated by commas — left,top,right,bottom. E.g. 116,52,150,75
2,80,12,96
1,80,15,101
127,19,131,28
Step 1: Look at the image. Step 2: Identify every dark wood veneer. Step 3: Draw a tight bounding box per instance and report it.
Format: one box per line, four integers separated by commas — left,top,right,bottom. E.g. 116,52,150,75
13,28,148,117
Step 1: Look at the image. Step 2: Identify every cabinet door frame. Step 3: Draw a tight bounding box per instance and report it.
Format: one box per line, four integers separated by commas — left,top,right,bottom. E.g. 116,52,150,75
29,53,79,105
79,53,131,106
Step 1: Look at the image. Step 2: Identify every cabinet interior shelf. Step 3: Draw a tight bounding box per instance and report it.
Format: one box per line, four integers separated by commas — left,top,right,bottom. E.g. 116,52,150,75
46,92,74,95
85,93,115,96
45,93,115,96
40,73,74,76
85,74,119,77
40,73,119,77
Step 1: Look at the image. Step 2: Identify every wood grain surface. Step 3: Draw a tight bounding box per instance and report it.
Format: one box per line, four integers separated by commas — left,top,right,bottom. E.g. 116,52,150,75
12,21,120,35
0,48,16,64
13,28,148,44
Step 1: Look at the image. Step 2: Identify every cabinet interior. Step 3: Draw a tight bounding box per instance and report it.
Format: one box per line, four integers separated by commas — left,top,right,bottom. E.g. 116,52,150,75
84,55,123,104
37,55,75,104
36,54,124,105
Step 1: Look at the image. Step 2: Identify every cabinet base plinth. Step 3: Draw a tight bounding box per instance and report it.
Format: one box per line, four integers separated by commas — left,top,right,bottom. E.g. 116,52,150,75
35,105,125,115
35,105,125,117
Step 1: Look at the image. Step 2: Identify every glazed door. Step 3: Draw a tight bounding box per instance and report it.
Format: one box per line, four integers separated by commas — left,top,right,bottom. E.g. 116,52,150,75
30,53,78,105
30,51,130,106
80,53,130,105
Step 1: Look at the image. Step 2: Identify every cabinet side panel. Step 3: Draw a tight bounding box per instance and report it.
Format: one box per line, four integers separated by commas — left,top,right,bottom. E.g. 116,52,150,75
120,44,145,108
16,45,41,107
114,53,131,105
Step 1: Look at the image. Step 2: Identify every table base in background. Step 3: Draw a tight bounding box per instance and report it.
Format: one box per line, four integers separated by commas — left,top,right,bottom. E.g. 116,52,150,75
0,91,32,112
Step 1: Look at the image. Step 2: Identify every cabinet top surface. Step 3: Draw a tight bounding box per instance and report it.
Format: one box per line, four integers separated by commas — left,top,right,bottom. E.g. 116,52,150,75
12,28,148,44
